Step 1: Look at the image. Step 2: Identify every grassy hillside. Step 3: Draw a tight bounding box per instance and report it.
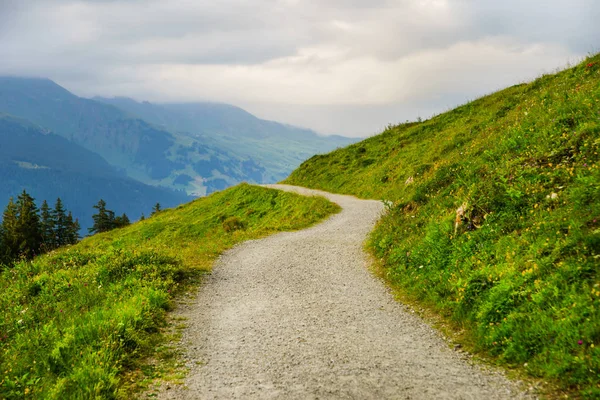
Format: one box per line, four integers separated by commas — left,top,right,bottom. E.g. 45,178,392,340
285,54,600,396
0,184,339,399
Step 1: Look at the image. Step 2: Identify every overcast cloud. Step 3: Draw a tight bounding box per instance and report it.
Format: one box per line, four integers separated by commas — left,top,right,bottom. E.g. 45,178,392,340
0,0,598,136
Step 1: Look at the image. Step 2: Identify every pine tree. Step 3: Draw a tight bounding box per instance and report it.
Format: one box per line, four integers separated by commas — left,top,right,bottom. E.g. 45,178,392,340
65,212,80,245
40,200,56,251
15,190,42,260
89,199,115,234
0,227,3,266
151,203,161,216
114,213,130,228
0,197,19,263
121,213,130,226
52,198,70,247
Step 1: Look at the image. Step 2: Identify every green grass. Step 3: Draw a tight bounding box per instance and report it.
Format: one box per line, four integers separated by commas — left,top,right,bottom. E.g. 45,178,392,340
0,184,339,399
285,54,600,397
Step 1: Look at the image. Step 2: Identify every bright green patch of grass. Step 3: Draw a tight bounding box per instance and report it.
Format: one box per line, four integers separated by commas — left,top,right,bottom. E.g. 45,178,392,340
0,184,339,399
285,54,600,397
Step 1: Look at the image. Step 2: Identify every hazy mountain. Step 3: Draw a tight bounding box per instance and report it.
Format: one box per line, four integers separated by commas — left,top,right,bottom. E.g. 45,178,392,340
0,77,354,197
0,77,264,195
94,97,357,182
0,113,191,232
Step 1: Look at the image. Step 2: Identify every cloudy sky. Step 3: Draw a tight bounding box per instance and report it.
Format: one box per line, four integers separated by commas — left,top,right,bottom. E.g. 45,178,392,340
0,0,598,137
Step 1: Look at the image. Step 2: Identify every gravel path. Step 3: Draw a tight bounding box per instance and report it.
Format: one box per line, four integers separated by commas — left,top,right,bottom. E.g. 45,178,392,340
159,184,533,399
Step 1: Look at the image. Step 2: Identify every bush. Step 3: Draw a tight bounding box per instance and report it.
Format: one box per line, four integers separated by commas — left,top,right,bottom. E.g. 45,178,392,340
222,216,247,232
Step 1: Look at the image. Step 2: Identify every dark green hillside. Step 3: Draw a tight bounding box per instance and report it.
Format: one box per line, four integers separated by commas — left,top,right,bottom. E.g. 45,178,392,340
286,54,600,396
0,78,263,195
94,97,356,182
0,115,190,232
0,114,116,178
0,184,339,399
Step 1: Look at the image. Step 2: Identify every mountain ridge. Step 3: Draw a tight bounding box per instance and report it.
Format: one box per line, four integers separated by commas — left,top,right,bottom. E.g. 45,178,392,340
93,96,357,182
0,77,263,195
0,77,354,196
0,113,191,232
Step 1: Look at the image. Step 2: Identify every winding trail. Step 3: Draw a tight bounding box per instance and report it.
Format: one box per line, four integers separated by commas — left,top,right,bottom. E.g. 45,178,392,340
160,184,532,399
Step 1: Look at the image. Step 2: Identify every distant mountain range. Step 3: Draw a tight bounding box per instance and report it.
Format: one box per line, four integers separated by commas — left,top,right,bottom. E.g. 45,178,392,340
93,97,355,183
0,113,190,232
0,76,355,231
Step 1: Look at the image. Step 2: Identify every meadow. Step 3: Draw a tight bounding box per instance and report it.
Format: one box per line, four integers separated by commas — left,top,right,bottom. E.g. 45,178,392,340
285,54,600,397
0,184,339,399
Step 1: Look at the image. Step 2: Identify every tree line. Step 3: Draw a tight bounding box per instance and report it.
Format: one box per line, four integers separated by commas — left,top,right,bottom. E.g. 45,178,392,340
0,190,165,267
0,190,164,267
89,199,130,234
87,200,160,233
0,190,80,264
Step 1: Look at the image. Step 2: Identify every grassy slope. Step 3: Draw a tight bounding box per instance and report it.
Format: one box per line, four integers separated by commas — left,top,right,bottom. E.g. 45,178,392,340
0,184,339,399
285,55,600,396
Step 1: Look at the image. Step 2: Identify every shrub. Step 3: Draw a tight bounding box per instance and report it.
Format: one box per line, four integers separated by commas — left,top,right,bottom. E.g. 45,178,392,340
222,216,247,232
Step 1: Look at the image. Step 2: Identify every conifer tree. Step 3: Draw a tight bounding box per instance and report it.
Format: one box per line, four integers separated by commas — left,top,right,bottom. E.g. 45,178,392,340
89,199,115,234
40,200,55,251
114,213,130,228
151,203,161,216
15,190,42,259
53,198,69,247
0,197,19,263
65,212,80,245
121,213,130,226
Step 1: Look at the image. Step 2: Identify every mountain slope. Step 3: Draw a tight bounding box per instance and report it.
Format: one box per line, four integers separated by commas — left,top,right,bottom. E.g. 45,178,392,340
0,77,263,195
0,114,190,232
94,97,356,182
285,54,600,396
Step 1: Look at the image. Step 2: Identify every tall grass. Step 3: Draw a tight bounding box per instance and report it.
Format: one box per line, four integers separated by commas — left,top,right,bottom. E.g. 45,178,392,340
285,54,600,397
0,184,339,399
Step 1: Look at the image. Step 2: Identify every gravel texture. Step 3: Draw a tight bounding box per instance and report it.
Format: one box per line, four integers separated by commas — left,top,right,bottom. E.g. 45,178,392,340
159,184,533,399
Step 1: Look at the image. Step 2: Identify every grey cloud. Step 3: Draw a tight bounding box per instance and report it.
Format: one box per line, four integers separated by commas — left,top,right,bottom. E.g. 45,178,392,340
466,0,600,52
0,0,598,137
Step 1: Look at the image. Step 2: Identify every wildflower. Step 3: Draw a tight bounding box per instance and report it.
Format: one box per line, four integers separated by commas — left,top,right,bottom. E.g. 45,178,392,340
578,340,583,345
